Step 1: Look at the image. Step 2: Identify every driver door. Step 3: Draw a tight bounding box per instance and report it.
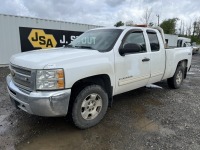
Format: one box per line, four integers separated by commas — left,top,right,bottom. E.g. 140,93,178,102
114,30,151,95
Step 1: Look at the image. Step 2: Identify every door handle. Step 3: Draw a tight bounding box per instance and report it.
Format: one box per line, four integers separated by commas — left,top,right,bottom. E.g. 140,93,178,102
142,58,150,62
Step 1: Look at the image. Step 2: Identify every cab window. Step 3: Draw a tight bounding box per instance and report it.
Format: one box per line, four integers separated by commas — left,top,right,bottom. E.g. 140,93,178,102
147,31,160,52
122,31,146,53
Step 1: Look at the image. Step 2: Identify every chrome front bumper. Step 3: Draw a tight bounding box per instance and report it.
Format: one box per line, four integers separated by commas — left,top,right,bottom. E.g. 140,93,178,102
6,74,71,117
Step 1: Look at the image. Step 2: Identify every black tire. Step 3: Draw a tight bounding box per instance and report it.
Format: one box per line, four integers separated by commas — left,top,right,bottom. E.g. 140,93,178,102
167,66,184,89
72,85,108,129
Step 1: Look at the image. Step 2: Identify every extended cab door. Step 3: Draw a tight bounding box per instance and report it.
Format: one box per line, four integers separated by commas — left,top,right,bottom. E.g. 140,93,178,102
146,30,165,84
114,29,151,95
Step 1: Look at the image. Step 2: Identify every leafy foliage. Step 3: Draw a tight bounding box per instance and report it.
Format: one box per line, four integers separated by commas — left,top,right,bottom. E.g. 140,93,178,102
160,18,179,34
191,35,200,44
114,21,124,27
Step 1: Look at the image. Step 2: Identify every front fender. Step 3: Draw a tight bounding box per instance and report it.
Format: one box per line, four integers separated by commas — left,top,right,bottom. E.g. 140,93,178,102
63,52,115,89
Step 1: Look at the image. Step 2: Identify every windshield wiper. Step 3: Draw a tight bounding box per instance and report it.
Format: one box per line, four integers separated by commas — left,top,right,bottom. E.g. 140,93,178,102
65,45,99,51
74,45,95,50
65,45,74,48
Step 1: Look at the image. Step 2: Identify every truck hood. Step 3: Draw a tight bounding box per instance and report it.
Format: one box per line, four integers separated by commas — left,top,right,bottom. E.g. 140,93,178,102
10,48,101,69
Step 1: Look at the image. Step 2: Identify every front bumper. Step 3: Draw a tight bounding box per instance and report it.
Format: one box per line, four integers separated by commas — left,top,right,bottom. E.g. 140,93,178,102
6,74,71,117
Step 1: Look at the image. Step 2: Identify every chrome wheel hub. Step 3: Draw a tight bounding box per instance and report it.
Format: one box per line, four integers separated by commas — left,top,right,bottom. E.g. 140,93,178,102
81,93,102,120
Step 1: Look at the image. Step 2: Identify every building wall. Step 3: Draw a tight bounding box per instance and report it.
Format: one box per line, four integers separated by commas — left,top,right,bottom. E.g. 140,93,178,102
0,14,101,65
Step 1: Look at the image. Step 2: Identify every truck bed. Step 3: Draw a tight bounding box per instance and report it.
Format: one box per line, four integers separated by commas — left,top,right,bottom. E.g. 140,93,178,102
162,47,192,80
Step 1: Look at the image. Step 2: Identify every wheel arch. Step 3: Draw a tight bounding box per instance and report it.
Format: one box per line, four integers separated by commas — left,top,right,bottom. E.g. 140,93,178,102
177,59,188,79
70,74,113,108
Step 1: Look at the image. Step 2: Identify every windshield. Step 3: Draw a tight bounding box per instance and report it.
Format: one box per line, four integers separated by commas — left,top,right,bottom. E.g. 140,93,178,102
68,29,123,52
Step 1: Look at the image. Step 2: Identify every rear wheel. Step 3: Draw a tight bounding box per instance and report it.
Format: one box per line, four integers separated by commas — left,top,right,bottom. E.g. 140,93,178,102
167,66,184,89
72,85,108,129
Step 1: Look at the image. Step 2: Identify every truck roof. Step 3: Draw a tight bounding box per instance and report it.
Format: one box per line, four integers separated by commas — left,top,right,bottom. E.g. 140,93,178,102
92,26,158,31
90,26,166,47
178,37,191,40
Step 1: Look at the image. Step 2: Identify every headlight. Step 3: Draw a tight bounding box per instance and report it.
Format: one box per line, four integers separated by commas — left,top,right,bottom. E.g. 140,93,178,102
36,69,65,90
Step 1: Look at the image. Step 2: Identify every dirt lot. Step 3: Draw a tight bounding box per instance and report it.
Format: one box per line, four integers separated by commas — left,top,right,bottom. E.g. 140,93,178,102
0,54,200,150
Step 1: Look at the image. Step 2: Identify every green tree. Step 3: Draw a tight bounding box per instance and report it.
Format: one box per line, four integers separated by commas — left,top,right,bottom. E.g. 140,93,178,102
191,35,200,44
160,18,179,34
114,21,124,27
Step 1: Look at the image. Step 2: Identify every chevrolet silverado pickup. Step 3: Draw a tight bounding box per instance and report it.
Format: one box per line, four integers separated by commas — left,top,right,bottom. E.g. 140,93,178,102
7,26,192,129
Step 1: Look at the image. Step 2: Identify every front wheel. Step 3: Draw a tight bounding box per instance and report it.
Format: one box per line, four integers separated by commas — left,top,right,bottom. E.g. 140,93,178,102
72,85,108,129
167,66,184,89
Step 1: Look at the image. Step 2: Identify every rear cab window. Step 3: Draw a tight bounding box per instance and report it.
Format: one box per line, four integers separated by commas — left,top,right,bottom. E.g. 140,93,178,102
147,30,160,52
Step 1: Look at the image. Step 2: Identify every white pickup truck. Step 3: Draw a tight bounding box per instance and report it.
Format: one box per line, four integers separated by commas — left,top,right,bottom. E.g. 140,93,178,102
7,26,192,129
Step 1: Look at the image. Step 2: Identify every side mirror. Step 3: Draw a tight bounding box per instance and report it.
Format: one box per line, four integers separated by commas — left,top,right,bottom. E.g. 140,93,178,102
119,43,142,56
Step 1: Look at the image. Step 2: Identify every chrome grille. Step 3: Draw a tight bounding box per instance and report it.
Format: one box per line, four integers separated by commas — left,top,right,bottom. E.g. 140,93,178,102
10,65,32,91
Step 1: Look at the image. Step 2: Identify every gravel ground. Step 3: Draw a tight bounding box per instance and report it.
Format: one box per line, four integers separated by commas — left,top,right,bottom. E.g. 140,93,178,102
0,54,200,150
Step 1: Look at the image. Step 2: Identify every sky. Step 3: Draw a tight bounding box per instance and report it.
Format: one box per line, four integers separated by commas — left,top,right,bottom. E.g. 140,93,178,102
0,0,200,27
